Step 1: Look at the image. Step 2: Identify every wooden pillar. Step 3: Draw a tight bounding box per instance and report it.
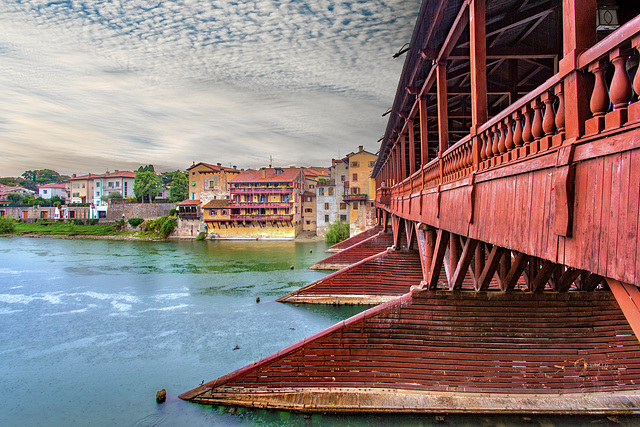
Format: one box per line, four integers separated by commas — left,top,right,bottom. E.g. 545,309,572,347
469,0,487,128
561,0,596,142
437,62,449,156
408,120,416,175
419,96,429,165
400,133,407,181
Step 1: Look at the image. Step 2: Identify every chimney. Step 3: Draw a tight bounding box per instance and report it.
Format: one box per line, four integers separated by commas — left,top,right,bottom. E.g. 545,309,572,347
115,170,119,173
88,173,91,177
359,145,364,152
217,163,222,167
261,168,266,178
73,174,76,178
233,165,237,170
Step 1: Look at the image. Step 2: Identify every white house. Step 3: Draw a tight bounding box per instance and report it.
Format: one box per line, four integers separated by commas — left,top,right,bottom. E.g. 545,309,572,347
93,171,136,206
38,183,67,200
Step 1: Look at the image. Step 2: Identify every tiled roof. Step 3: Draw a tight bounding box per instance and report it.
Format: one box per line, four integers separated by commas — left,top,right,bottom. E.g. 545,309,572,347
103,171,136,178
69,173,104,180
38,183,67,188
202,199,231,209
230,168,302,183
178,199,200,205
187,162,240,173
303,167,330,177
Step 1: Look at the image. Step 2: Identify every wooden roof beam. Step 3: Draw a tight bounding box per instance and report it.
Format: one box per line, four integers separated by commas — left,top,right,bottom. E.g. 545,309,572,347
449,47,558,60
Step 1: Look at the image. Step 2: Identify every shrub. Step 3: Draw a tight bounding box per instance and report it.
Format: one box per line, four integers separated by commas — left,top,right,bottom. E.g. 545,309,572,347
195,232,206,241
158,216,177,238
113,218,126,232
128,218,144,228
0,217,16,234
86,219,99,225
169,208,177,216
325,221,350,244
72,219,84,225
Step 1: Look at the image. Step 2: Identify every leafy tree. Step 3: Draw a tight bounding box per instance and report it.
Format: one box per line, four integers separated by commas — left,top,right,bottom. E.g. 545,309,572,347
50,195,64,206
137,165,155,173
0,177,19,186
169,171,188,202
6,193,24,205
0,217,16,234
134,171,161,203
325,221,350,244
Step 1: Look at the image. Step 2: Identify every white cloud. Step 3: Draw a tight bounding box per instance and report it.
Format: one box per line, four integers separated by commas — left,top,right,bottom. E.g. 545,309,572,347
0,0,419,175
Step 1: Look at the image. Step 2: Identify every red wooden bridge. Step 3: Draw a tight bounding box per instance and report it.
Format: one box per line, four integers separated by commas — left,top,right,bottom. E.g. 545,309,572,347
182,0,640,414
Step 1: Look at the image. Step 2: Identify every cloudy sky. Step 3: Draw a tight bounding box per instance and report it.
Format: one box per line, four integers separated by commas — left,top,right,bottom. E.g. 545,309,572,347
0,0,419,177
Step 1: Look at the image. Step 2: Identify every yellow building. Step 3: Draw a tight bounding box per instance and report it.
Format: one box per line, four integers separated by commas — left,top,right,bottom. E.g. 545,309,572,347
343,146,377,235
66,173,97,204
187,162,241,204
206,167,304,239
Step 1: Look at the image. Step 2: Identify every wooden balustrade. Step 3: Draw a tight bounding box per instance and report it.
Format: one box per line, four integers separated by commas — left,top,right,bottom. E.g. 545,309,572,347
579,14,640,133
381,15,640,200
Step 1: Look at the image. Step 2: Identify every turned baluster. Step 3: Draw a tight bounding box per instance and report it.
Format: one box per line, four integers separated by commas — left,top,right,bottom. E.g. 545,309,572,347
609,49,632,111
505,116,515,152
634,40,640,99
522,105,533,145
555,84,565,134
513,111,523,147
589,60,610,118
542,92,556,136
485,129,494,159
492,125,501,156
466,144,473,168
532,98,544,140
480,132,487,161
497,122,506,154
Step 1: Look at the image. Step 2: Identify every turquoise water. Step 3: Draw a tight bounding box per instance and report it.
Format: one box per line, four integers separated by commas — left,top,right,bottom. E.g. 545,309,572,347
0,237,637,426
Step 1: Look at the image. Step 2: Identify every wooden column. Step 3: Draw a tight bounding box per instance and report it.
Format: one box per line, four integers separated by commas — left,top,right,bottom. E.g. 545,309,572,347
400,133,407,181
419,96,429,165
408,120,416,175
469,0,487,128
437,62,449,156
561,0,596,142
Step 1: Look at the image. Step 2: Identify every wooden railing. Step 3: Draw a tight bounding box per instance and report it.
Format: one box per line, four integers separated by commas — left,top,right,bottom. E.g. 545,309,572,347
383,14,640,205
578,14,640,134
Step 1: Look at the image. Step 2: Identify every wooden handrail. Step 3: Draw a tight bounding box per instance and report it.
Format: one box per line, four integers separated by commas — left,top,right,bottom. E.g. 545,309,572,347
578,14,640,69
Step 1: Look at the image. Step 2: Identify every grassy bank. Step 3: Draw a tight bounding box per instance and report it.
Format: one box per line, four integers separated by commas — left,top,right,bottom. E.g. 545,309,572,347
13,221,123,236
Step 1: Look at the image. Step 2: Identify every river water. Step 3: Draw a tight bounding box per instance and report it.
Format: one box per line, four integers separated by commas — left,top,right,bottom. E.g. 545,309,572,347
0,237,635,426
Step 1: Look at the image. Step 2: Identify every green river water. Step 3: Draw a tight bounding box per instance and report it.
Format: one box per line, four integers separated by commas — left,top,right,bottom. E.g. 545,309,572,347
0,237,636,426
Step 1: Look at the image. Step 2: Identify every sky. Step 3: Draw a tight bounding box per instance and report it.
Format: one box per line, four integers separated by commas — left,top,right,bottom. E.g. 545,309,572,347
0,0,419,177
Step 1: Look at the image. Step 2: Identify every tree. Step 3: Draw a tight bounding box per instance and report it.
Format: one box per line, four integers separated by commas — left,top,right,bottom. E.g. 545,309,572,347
7,193,24,205
325,221,350,244
169,171,188,202
137,165,155,173
134,171,161,203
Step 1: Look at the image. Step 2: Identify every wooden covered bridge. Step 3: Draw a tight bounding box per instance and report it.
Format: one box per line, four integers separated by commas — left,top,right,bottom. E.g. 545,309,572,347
181,0,640,414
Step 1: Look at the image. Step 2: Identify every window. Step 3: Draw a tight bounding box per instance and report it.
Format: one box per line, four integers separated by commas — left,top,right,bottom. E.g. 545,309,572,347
340,175,345,182
222,210,227,215
306,196,312,202
328,188,334,196
310,184,315,189
319,188,325,196
351,161,359,167
192,192,196,200
305,208,312,213
369,161,375,167
73,184,79,189
115,182,120,187
353,202,359,210
340,214,347,221
324,215,329,222
82,183,85,188
340,203,347,210
324,203,329,210
43,190,48,194
306,221,310,225
352,173,358,181
96,182,100,187
72,192,79,197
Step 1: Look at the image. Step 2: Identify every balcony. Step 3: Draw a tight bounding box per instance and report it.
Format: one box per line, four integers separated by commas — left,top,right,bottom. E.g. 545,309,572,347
229,214,294,222
342,194,368,202
230,187,293,194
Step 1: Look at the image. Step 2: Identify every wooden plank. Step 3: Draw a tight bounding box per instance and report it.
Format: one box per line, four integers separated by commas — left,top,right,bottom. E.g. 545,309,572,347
624,150,639,285
531,260,557,292
587,156,604,276
606,153,622,279
598,155,614,278
608,279,640,343
615,151,631,283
